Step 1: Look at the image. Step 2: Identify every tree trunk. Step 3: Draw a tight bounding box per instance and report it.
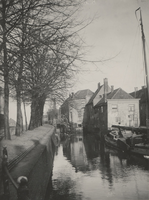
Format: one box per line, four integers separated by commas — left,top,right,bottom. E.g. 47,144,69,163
28,96,39,130
15,1,25,135
4,82,10,140
2,0,11,139
38,96,46,126
23,100,28,131
28,94,46,130
15,89,23,136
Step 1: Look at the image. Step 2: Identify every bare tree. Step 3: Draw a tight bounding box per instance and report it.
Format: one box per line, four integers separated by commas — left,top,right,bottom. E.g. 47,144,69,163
0,0,88,136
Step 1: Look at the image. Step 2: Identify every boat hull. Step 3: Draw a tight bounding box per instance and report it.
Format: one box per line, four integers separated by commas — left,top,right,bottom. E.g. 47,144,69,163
104,137,118,150
130,144,149,157
104,136,129,153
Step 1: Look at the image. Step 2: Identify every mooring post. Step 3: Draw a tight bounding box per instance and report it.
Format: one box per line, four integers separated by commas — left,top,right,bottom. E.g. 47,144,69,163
17,176,30,200
2,146,10,200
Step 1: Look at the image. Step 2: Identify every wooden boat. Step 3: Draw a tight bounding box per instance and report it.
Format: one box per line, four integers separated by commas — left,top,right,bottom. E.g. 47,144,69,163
104,128,130,152
111,124,149,157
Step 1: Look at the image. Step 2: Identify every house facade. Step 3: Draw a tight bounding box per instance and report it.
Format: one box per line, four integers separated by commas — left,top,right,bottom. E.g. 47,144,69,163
83,78,111,133
61,89,93,128
94,88,140,136
130,86,147,127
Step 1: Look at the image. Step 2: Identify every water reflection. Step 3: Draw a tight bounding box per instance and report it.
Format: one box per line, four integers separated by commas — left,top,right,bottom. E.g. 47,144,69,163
45,133,149,200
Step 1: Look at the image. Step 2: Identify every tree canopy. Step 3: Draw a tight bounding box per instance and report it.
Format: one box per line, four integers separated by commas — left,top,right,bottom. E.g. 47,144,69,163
0,0,87,137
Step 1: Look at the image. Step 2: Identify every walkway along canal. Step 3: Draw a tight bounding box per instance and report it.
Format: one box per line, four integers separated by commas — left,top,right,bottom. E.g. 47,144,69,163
45,133,149,200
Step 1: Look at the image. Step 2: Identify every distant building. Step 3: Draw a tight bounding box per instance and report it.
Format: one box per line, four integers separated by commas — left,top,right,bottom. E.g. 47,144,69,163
61,89,93,128
130,86,147,126
9,118,16,135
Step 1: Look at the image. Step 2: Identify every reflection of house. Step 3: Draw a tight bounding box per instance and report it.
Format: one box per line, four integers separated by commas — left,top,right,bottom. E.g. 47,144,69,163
61,89,93,127
94,88,140,135
70,136,88,171
83,78,140,137
130,86,147,126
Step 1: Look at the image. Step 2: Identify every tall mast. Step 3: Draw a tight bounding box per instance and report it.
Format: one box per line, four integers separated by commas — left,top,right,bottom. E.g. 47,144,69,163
138,7,149,127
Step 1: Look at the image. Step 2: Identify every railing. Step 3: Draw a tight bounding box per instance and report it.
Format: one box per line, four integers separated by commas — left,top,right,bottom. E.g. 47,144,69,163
2,146,30,200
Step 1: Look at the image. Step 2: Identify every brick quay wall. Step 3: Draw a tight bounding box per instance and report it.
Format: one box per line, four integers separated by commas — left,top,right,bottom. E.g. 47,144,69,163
0,125,58,200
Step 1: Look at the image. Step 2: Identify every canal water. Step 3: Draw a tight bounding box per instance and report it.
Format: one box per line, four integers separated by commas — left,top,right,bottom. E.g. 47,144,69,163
45,133,149,200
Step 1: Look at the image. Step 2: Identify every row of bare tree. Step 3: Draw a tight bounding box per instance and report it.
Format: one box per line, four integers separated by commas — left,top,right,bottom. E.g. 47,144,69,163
0,0,86,139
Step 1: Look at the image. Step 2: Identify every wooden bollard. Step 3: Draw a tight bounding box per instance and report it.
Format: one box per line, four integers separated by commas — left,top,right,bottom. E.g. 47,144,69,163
17,176,30,200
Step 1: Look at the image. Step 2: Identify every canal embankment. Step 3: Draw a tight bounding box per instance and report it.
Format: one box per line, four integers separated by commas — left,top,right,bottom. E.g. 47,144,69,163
0,124,58,200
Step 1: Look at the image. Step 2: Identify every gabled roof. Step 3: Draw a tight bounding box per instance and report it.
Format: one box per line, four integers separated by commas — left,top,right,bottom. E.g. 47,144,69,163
95,88,134,107
61,89,93,107
108,88,134,99
74,89,93,99
130,87,147,102
86,85,103,105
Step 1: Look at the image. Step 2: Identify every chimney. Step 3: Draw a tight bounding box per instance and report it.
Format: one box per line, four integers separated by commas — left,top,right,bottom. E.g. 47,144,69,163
134,87,138,98
111,85,114,93
104,78,108,102
98,82,100,89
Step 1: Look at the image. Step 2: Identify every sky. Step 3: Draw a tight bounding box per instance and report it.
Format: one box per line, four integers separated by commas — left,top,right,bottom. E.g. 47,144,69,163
9,0,149,121
71,0,149,94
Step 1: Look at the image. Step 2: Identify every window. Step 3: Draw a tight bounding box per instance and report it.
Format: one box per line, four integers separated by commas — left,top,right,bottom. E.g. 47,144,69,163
128,104,135,112
112,104,118,112
101,106,103,113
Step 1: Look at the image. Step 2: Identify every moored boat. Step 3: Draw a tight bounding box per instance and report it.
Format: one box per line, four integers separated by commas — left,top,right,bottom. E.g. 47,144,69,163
104,128,130,152
112,124,149,157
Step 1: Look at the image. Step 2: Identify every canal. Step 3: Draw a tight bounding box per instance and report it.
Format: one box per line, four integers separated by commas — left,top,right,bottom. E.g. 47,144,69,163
45,133,149,200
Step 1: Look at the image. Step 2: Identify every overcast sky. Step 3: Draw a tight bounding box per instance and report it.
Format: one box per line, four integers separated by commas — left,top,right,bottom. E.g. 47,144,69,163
71,0,149,94
9,0,149,120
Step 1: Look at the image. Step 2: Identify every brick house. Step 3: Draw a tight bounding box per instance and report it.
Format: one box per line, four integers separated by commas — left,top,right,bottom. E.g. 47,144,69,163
61,89,93,128
94,87,140,136
130,86,147,126
83,78,111,133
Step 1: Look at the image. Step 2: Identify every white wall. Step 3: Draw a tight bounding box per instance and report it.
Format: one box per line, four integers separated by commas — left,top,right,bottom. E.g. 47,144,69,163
107,99,140,129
